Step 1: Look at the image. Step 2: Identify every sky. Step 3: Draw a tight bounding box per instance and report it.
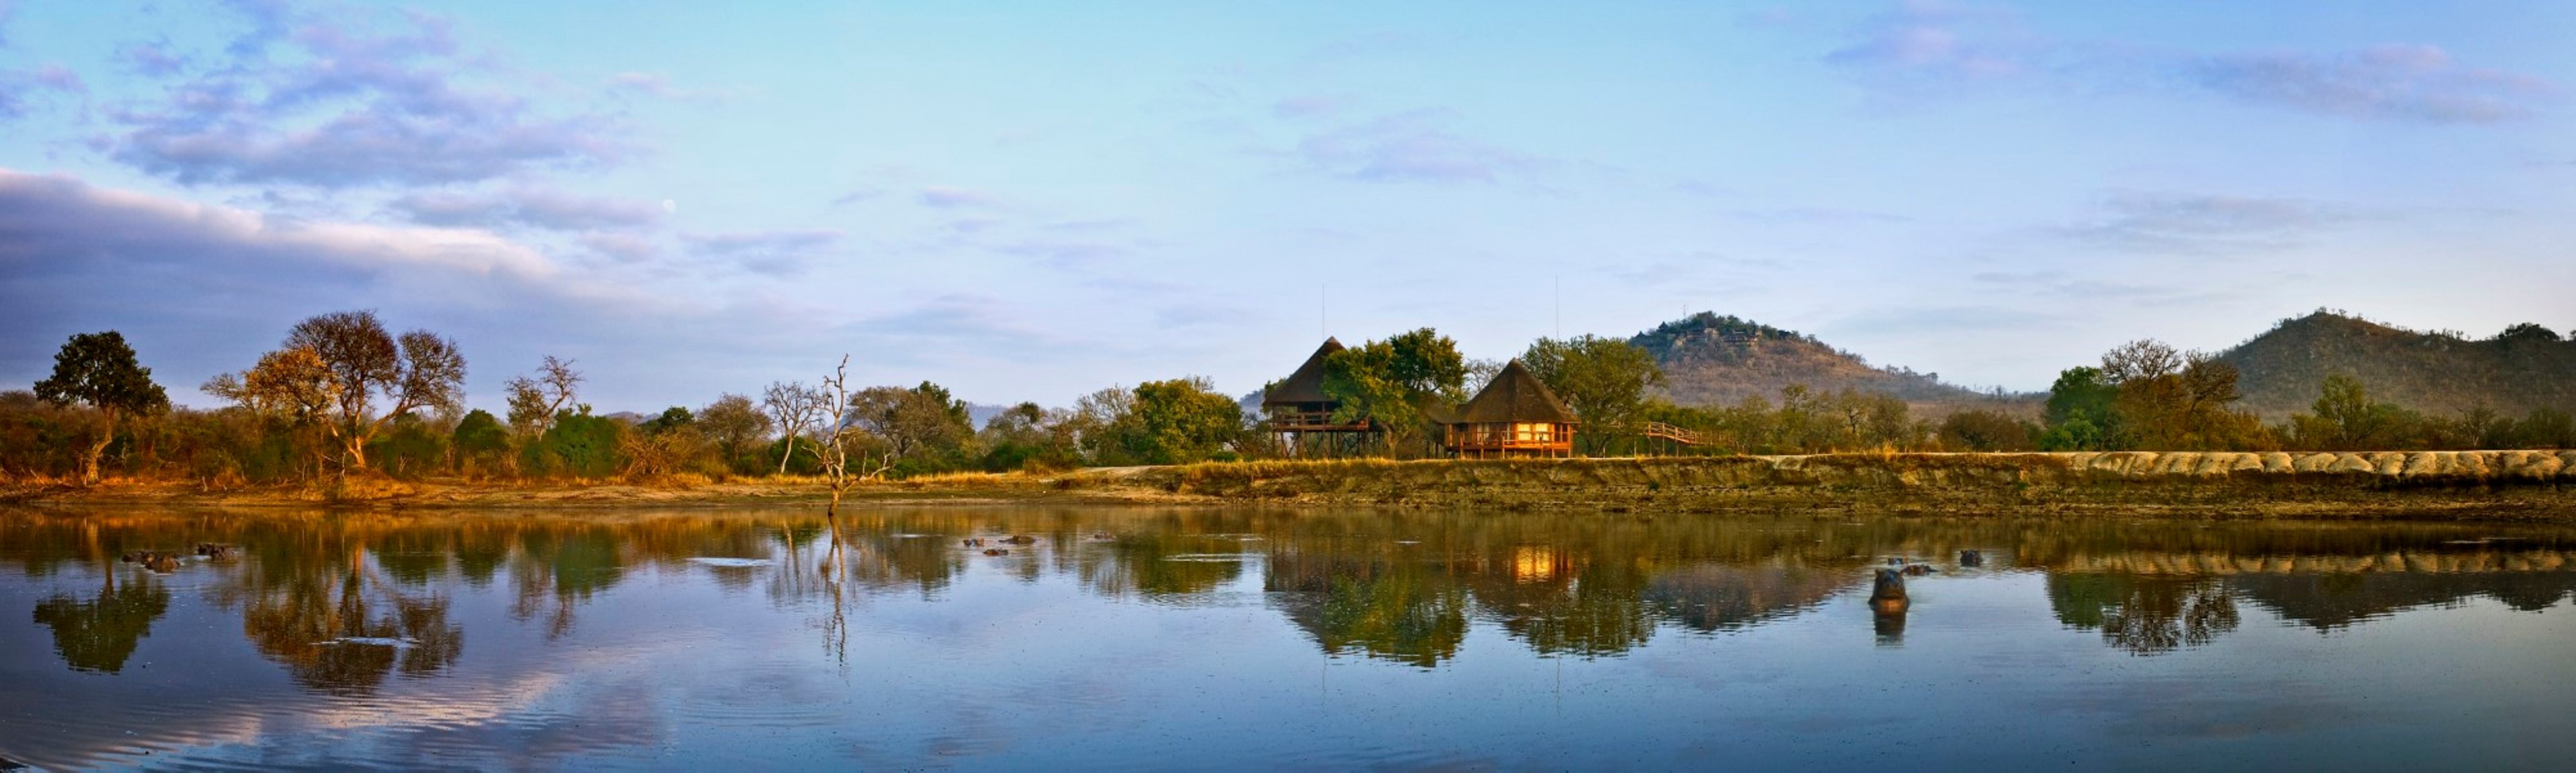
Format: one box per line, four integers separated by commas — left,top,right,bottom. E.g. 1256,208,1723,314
3,0,2571,414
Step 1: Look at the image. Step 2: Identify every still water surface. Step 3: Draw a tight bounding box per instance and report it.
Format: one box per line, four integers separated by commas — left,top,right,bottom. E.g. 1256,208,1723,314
4,507,2575,770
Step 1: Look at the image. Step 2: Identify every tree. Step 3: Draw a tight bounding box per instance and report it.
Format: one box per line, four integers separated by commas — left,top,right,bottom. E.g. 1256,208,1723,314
761,381,825,475
2039,366,2119,451
812,357,863,514
851,381,973,470
978,402,1078,472
504,356,581,439
1321,328,1467,456
1521,335,1665,455
698,394,772,472
2094,340,2253,451
278,311,466,471
2293,373,2412,451
1939,410,2037,452
1113,377,1244,464
451,409,511,477
34,331,171,485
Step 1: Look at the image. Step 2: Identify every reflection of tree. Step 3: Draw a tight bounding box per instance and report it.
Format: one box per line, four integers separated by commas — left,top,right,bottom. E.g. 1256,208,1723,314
1645,561,1854,633
1470,546,1655,658
2047,574,2238,655
1091,533,1243,599
510,528,626,638
31,564,170,674
2230,571,2576,631
1267,546,1466,667
241,569,464,695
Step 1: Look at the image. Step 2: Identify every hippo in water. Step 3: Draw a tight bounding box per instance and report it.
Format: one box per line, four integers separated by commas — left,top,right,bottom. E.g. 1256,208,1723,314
1869,568,1909,614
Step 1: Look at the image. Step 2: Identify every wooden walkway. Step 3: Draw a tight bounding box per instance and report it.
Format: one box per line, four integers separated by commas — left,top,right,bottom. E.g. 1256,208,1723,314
1642,421,1699,446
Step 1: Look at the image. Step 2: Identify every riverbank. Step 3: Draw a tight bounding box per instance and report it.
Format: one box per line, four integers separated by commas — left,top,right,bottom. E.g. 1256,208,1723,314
5,450,2571,519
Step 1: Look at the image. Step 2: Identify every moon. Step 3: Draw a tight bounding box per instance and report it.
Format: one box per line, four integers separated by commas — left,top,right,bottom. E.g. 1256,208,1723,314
661,199,678,214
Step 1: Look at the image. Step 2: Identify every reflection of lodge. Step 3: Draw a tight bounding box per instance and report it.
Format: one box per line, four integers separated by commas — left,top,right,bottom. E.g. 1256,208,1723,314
1263,339,1377,455
1443,360,1578,459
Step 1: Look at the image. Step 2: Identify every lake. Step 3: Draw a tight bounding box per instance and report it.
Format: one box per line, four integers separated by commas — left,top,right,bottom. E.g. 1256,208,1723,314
4,506,2575,770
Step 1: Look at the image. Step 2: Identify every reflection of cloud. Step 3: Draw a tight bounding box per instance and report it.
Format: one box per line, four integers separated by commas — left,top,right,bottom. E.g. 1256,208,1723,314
2190,44,2559,124
105,4,627,187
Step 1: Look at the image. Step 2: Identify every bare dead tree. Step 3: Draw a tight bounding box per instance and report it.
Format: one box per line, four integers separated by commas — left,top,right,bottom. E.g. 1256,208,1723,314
814,357,858,516
505,355,582,438
762,379,825,475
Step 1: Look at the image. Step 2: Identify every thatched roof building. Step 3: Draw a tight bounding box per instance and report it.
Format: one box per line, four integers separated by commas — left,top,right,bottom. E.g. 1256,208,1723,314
1263,338,1343,410
1446,360,1577,458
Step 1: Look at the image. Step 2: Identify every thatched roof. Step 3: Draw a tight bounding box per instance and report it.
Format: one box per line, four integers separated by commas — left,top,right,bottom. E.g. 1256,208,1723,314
1263,338,1344,406
1455,360,1577,424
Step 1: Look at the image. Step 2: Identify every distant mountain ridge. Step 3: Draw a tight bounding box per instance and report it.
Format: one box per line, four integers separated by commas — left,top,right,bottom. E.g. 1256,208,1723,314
2214,311,2576,420
1627,312,2001,408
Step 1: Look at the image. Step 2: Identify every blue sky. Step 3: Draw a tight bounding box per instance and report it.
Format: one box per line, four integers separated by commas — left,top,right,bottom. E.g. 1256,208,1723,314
3,0,2571,413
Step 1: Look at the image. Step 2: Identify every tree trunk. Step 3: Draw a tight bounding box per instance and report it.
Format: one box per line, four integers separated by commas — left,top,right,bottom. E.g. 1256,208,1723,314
78,407,117,486
776,436,798,475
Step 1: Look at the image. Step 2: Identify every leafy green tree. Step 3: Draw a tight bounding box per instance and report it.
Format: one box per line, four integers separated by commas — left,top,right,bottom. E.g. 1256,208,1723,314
451,409,511,477
1114,377,1244,464
527,406,625,478
1322,328,1467,455
2292,373,2415,451
365,412,451,479
2039,367,2121,451
978,402,1078,472
1520,335,1665,455
853,381,974,473
34,331,171,485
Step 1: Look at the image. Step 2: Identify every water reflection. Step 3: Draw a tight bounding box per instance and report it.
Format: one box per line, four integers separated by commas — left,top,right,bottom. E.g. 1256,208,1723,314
7,508,2576,769
2049,575,2240,655
30,563,168,673
4,510,2575,676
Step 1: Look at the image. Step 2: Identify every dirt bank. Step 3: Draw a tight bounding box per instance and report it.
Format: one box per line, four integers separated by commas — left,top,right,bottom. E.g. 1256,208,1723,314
5,451,2570,520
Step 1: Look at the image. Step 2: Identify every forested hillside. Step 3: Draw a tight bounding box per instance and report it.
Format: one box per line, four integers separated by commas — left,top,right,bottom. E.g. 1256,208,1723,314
2216,312,2576,420
1627,312,2006,408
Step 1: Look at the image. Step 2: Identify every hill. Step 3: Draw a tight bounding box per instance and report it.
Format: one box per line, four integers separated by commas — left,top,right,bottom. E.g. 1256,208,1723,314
1627,312,2008,409
2215,311,2576,420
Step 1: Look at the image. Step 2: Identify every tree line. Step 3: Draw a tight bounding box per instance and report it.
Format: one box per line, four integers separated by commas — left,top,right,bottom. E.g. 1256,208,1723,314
7,315,2570,487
